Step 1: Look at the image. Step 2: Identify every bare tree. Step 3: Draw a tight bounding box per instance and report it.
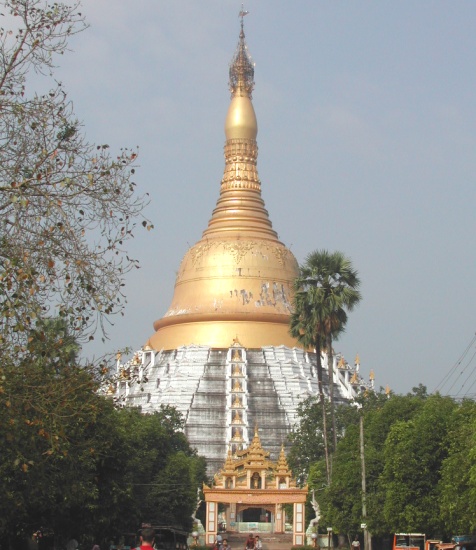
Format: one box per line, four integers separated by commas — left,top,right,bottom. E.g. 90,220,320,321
0,0,151,359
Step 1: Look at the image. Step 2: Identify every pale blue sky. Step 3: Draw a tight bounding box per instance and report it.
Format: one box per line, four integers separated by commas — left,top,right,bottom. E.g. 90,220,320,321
52,1,476,396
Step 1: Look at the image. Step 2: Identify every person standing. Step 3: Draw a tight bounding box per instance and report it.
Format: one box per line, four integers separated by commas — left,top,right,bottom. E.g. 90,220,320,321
254,536,262,550
137,528,155,550
352,537,360,550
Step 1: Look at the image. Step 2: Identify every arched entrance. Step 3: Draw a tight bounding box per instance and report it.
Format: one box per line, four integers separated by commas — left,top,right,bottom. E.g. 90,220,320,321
242,508,261,523
239,506,273,524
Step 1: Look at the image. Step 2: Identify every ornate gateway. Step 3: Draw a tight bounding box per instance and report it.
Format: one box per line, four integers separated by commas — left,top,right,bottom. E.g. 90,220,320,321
203,427,308,547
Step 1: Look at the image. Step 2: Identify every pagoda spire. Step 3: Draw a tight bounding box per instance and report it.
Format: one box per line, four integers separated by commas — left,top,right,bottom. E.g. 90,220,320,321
229,6,254,98
148,11,300,351
202,12,277,240
276,443,291,474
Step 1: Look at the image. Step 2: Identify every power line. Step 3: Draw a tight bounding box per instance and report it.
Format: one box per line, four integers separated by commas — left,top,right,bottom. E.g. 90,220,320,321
459,349,476,398
433,332,476,397
445,347,476,397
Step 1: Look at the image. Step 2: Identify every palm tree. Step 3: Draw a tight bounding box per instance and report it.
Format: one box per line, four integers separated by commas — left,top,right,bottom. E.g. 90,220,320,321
290,284,331,482
290,250,361,472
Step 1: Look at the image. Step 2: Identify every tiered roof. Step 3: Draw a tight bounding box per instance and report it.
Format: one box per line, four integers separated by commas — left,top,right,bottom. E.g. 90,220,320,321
209,427,295,490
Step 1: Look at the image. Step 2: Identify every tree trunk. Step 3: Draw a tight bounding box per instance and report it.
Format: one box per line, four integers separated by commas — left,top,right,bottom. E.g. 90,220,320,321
360,413,371,550
326,334,337,452
315,336,330,484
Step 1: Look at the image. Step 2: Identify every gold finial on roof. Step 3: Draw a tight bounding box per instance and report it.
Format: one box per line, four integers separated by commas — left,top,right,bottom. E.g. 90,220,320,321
385,384,391,396
350,372,358,384
338,356,345,368
355,354,360,365
230,5,254,98
239,4,249,22
276,444,291,474
247,425,268,457
222,446,235,474
369,369,375,380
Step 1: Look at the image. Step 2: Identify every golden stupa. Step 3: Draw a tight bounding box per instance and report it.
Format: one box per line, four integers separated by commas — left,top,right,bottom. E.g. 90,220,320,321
116,12,368,476
147,16,299,351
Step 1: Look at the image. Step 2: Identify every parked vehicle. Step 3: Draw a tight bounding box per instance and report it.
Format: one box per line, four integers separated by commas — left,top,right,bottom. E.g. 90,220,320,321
452,536,476,550
435,544,457,550
426,540,443,550
393,533,427,550
145,525,189,550
434,537,476,550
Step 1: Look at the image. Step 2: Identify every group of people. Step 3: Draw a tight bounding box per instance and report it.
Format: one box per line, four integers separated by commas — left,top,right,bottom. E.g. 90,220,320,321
244,534,262,550
214,532,263,550
213,534,230,550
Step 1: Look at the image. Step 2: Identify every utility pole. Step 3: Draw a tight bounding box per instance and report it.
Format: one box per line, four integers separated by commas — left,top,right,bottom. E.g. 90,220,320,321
359,413,371,550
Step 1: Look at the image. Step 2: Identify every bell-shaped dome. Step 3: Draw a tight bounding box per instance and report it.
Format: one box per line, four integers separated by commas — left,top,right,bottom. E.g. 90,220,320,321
148,19,299,351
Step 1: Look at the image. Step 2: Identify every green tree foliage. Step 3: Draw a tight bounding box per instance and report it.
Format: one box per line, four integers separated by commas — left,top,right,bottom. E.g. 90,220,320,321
322,421,362,537
288,396,362,534
289,387,474,542
0,330,116,544
436,399,476,535
147,451,207,531
0,323,207,546
380,394,456,534
88,407,207,543
288,397,329,483
362,390,427,536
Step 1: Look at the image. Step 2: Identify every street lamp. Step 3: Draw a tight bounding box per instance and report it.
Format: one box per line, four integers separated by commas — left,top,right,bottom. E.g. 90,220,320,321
191,532,199,547
327,527,333,549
